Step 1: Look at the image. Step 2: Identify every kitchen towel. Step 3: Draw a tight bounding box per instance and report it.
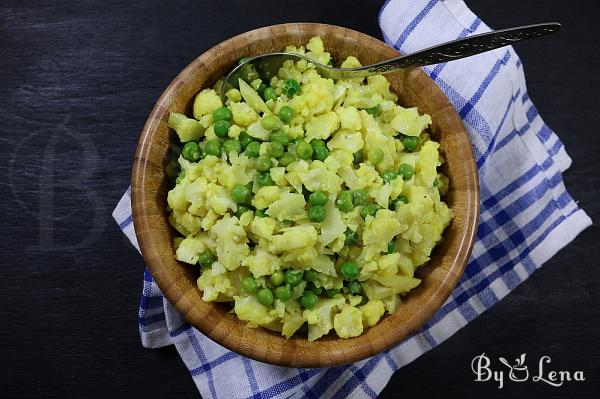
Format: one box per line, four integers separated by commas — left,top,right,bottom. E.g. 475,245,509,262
112,0,592,397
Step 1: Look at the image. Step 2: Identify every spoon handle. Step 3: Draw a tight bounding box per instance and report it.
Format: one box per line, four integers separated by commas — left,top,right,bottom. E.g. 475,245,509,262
366,22,561,74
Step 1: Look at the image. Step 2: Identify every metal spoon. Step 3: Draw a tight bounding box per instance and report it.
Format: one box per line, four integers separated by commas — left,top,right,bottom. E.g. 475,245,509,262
220,22,560,101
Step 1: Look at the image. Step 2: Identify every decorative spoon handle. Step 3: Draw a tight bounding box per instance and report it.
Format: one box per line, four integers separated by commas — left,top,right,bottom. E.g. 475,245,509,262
364,22,561,74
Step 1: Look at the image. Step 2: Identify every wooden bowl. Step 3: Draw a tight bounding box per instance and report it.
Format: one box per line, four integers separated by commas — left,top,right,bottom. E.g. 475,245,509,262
131,23,479,367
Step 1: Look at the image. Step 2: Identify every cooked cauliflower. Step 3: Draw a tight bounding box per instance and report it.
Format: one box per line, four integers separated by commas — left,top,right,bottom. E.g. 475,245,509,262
165,36,453,341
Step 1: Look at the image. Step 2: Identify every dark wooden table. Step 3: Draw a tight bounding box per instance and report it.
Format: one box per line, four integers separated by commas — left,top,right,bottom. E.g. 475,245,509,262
1,1,598,398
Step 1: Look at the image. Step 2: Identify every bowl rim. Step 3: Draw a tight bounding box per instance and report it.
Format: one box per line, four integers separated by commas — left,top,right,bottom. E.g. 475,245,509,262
131,22,480,367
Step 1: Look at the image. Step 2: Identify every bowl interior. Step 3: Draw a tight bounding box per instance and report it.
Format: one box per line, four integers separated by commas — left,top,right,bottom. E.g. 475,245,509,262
131,23,479,367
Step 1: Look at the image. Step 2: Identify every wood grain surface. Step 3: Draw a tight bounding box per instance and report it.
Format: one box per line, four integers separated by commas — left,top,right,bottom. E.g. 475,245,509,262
131,23,479,367
0,0,598,398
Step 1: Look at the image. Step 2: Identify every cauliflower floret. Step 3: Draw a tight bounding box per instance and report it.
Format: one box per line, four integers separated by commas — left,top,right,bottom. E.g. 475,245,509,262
193,89,222,119
318,201,346,246
333,305,363,338
249,216,277,239
167,112,204,142
206,183,236,215
270,225,318,252
230,101,259,127
336,106,362,131
266,192,306,221
360,300,386,327
304,111,340,141
246,120,271,140
167,182,189,212
175,236,207,265
390,106,432,137
196,269,234,302
415,140,440,187
298,167,343,194
282,302,306,338
327,130,364,153
366,75,397,101
306,36,325,53
234,295,276,327
251,186,282,209
210,215,249,271
304,296,345,341
362,209,405,250
371,274,421,295
242,247,281,278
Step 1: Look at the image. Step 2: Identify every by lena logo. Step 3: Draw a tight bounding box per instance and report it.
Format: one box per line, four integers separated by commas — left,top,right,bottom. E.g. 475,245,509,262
471,353,585,389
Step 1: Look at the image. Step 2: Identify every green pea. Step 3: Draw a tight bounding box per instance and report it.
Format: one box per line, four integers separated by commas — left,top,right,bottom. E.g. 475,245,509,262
255,156,272,172
268,141,284,158
365,104,381,117
387,240,396,254
324,288,341,298
279,152,296,167
353,150,364,164
346,280,362,295
303,269,318,282
382,170,398,184
344,228,358,246
274,285,293,302
278,106,294,123
235,204,252,218
308,205,326,222
213,106,232,122
231,184,251,204
367,148,384,165
175,172,185,185
197,251,215,268
295,140,313,160
262,87,277,101
260,115,279,131
300,291,318,309
402,135,419,151
270,130,289,146
170,144,182,159
182,141,201,162
398,163,415,180
257,172,274,186
283,79,300,97
360,203,380,219
239,131,253,149
244,141,261,157
241,276,258,293
307,284,323,296
335,191,354,212
340,261,359,280
392,195,409,210
269,270,285,287
165,160,179,179
308,191,329,205
205,139,222,157
310,139,326,149
308,191,329,206
284,270,303,287
256,288,274,306
313,145,329,161
222,139,241,154
351,189,367,206
213,120,231,138
255,209,267,218
257,83,268,96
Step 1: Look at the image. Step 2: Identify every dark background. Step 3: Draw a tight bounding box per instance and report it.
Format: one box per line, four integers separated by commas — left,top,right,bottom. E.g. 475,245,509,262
1,0,598,398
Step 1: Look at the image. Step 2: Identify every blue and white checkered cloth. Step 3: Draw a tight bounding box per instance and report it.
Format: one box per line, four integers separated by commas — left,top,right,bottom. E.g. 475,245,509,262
112,0,592,397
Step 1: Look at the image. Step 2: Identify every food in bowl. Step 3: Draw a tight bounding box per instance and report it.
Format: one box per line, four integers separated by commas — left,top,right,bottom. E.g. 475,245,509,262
164,37,453,341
